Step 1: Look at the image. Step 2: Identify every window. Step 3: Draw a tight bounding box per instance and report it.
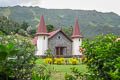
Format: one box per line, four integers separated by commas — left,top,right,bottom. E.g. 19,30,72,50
44,36,45,40
58,36,61,39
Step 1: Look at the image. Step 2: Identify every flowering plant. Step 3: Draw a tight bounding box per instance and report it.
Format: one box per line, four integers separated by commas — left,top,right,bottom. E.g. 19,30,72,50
54,58,65,64
0,32,37,80
69,58,79,65
45,58,52,64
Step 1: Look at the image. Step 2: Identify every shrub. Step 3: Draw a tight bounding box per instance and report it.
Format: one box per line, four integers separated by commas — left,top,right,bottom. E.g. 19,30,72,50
45,58,52,64
54,58,65,65
0,43,19,80
64,73,77,80
0,33,37,80
82,34,120,79
32,64,50,80
69,58,79,65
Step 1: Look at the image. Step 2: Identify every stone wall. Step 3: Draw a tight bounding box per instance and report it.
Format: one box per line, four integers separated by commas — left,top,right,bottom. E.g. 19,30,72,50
48,32,72,56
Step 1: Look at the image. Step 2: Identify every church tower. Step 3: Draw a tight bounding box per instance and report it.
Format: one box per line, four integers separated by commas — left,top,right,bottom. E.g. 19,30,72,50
36,14,49,56
71,18,83,55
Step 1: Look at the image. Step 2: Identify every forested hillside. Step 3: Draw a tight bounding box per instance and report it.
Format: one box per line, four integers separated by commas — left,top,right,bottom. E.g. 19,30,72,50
0,6,120,39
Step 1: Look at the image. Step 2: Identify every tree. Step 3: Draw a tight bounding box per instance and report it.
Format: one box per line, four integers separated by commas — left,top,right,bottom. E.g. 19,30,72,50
0,16,21,34
62,26,73,36
21,21,29,30
46,24,55,32
82,34,120,80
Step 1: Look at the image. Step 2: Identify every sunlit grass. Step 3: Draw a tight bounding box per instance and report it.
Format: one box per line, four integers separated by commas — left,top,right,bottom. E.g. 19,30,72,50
36,58,88,80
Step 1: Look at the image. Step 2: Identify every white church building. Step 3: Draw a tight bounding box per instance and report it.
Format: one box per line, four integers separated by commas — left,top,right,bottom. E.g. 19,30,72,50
31,14,84,57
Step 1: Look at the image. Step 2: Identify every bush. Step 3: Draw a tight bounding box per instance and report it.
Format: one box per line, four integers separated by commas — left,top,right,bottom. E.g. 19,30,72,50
45,58,52,64
54,58,65,65
82,34,120,80
69,58,79,65
0,43,19,80
0,33,37,80
32,64,50,80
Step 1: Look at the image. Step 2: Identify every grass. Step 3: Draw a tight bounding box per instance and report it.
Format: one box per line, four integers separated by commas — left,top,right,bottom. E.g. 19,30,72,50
36,58,88,80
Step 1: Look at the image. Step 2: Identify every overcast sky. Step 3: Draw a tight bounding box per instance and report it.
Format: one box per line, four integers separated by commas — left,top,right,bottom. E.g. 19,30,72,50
0,0,120,15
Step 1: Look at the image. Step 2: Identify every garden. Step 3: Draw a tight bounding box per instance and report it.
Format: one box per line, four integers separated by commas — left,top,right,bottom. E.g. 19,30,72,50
0,30,120,80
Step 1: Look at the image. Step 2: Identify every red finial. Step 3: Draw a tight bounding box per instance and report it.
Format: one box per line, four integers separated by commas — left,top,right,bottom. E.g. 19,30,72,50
36,14,49,35
71,18,83,38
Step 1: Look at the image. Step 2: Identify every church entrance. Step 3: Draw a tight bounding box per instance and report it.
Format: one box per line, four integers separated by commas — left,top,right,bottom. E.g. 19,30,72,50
56,47,64,56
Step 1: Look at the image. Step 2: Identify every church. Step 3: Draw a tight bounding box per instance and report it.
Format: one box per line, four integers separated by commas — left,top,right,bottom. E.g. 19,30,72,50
31,14,83,57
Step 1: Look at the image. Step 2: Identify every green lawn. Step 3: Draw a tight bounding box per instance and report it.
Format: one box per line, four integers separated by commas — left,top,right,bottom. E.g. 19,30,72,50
36,59,87,80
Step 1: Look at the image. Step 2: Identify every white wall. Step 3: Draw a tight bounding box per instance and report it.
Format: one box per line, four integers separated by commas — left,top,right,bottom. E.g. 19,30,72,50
72,38,82,55
36,35,48,55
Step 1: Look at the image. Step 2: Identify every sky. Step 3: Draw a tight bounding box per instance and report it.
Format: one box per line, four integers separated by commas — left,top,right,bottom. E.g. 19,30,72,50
0,0,120,15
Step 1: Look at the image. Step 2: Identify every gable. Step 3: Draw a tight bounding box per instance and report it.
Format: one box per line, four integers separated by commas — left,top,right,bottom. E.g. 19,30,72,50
48,30,72,42
48,31,72,42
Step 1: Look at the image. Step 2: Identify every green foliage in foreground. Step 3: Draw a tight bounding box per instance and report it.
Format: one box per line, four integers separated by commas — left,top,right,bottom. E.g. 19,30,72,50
0,43,19,80
0,32,37,80
32,64,50,80
82,34,120,80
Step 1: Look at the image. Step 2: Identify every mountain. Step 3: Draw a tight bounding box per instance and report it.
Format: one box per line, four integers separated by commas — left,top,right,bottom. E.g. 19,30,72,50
0,6,120,39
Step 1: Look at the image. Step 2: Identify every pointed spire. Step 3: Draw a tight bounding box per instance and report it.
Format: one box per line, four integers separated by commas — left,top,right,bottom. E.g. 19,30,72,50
71,18,83,38
36,14,49,35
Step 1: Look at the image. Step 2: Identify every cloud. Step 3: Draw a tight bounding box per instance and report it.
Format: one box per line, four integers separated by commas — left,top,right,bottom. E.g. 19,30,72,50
0,0,42,7
19,0,42,6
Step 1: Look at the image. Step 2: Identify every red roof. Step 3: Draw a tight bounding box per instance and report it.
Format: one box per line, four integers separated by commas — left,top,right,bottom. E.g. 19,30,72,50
48,29,60,38
36,14,49,35
31,37,37,45
71,18,83,38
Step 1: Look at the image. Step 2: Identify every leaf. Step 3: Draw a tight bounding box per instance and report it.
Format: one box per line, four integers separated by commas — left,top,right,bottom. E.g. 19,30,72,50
7,43,14,51
0,51,8,60
0,45,6,52
8,50,19,56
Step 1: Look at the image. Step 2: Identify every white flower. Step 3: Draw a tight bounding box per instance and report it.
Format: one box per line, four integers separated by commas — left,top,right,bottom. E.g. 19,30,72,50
5,41,8,44
14,39,17,42
7,35,11,39
11,32,13,34
21,56,24,59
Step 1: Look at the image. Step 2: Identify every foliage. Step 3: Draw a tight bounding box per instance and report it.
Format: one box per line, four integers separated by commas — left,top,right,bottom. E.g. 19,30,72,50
32,64,50,80
64,67,100,80
54,58,65,65
0,32,37,80
64,73,77,80
64,67,84,80
0,16,21,35
82,34,120,80
45,58,52,64
18,29,27,36
46,24,55,33
21,21,29,30
62,26,73,36
45,48,52,57
27,26,36,37
69,58,79,65
0,43,19,80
